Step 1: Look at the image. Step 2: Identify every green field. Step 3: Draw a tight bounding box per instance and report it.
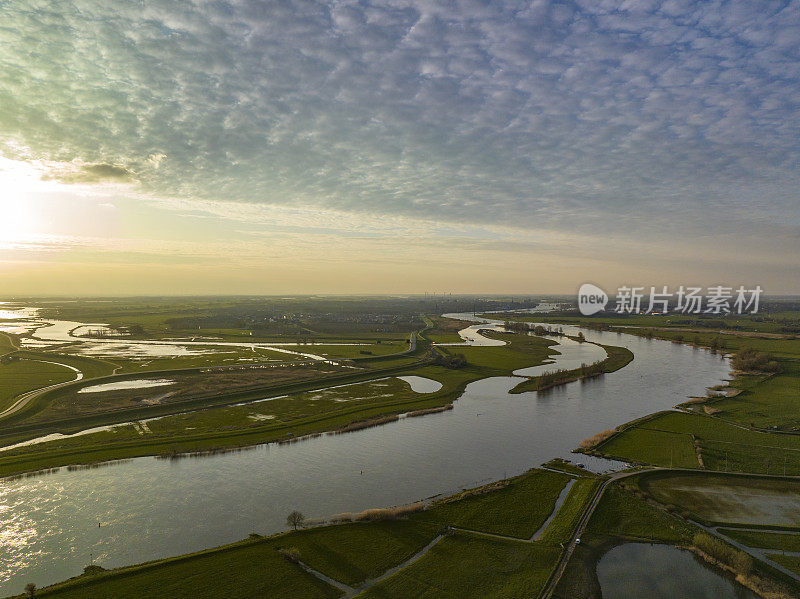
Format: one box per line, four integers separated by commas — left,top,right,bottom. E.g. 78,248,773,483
587,484,696,544
700,363,800,430
448,333,558,372
6,538,341,599
536,478,600,546
0,376,433,459
509,343,633,394
282,519,440,587
766,553,800,576
0,332,19,354
719,529,800,553
421,469,571,538
358,534,560,598
0,359,76,410
595,411,800,475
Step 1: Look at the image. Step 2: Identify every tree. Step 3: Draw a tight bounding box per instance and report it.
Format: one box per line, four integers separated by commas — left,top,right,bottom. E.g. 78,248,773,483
24,583,36,598
286,510,305,530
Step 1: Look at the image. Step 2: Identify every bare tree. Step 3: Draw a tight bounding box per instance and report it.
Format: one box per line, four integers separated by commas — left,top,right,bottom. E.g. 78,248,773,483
24,583,36,598
286,510,305,531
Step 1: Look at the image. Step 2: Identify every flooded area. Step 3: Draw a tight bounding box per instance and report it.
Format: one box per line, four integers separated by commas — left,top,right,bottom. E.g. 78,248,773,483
597,543,758,598
77,379,176,394
0,312,731,592
397,376,443,393
1,306,383,365
646,474,800,527
433,322,508,346
0,304,41,334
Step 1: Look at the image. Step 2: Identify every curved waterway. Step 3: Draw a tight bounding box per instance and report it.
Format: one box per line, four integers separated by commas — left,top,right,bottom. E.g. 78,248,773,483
0,314,730,592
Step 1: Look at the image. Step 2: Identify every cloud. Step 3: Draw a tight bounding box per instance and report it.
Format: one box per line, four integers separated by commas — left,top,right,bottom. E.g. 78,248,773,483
56,163,134,184
0,0,797,284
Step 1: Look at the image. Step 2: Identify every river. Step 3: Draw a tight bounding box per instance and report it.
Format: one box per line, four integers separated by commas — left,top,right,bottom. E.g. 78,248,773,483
0,312,730,593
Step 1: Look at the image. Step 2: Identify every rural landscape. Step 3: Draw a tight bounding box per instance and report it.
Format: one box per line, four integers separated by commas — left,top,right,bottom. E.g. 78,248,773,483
0,296,799,597
2,0,800,597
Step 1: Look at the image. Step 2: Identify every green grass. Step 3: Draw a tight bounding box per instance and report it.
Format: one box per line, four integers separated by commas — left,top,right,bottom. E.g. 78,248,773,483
0,373,453,477
450,332,558,372
14,350,118,379
701,363,800,430
595,413,700,468
281,520,440,587
595,411,800,475
0,359,76,410
0,363,479,478
295,342,408,359
509,343,633,394
0,332,19,354
357,533,560,599
536,478,600,546
428,333,465,343
587,484,695,544
420,469,572,538
541,458,596,477
9,538,340,599
765,553,800,575
719,529,800,552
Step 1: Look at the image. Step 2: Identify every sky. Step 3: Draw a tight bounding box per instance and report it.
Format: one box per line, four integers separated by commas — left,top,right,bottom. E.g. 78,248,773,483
0,0,798,295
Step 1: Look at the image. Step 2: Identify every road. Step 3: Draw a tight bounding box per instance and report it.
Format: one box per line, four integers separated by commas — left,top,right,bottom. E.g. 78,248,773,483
539,468,656,598
0,359,83,420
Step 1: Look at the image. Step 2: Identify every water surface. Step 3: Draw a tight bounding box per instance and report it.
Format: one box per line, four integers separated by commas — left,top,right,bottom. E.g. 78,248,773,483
0,315,730,592
397,376,443,393
77,379,176,394
597,543,758,598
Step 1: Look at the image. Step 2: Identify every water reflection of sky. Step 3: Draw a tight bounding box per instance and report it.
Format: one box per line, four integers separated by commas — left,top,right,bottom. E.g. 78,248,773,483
0,311,732,592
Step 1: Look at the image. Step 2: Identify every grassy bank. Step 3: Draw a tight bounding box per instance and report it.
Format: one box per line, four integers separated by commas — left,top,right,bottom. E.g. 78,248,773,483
509,343,633,394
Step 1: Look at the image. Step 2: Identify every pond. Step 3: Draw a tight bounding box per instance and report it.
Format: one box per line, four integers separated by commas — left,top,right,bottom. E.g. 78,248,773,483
597,543,759,598
77,379,176,394
397,375,444,393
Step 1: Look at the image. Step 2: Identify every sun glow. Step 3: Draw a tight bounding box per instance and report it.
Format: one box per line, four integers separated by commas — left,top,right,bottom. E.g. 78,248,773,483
0,156,42,244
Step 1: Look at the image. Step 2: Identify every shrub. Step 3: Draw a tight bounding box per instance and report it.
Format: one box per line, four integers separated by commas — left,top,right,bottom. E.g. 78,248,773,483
731,347,780,372
693,533,753,575
579,429,616,449
278,547,301,563
352,502,425,521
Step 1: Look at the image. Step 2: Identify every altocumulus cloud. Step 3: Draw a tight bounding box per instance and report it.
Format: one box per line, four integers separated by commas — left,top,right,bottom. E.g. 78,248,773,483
1,0,799,243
